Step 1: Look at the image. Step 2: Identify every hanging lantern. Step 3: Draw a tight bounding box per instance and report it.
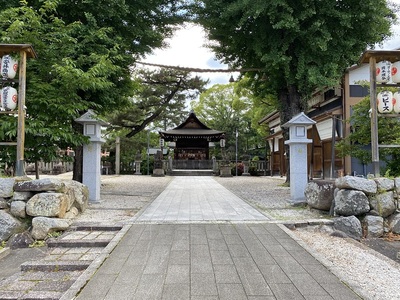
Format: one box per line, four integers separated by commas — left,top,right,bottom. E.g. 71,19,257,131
1,55,18,79
376,60,391,83
394,91,400,113
377,91,394,113
392,61,400,83
1,86,18,110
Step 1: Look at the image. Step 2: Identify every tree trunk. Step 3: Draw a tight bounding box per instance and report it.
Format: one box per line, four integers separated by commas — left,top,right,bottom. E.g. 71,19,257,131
35,161,39,179
73,145,83,182
279,85,307,184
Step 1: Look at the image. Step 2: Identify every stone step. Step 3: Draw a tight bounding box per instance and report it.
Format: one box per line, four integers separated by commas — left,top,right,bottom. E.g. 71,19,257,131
171,169,214,176
47,239,111,248
21,260,91,272
70,224,123,231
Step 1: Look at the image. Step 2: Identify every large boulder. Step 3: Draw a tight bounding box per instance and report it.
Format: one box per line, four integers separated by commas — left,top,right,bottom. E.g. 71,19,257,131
63,180,89,212
334,189,370,216
368,191,396,218
363,215,384,238
335,176,377,194
7,232,35,249
388,213,400,234
0,198,8,209
64,207,79,219
394,178,400,195
26,193,68,218
31,217,72,240
374,178,394,192
10,201,26,218
304,180,335,211
14,178,66,193
0,210,22,242
334,216,363,240
0,178,15,198
13,191,34,201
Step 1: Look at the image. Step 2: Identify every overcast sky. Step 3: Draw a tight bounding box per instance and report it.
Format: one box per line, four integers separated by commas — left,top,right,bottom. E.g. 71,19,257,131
143,3,400,87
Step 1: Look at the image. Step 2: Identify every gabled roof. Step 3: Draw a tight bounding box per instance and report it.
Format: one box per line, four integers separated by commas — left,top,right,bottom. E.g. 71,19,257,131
159,111,225,141
173,111,211,130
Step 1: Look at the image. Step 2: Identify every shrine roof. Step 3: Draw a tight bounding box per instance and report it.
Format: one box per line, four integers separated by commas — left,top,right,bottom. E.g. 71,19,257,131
159,111,224,141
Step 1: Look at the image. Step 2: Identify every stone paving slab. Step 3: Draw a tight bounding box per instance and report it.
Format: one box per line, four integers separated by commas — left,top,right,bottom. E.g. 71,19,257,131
75,223,361,300
136,177,269,222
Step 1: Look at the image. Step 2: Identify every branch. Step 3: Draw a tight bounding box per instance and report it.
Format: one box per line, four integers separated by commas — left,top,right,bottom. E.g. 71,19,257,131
125,78,183,138
137,62,262,73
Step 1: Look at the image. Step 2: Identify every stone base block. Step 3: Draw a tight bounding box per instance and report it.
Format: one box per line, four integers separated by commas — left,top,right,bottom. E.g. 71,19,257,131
152,169,165,177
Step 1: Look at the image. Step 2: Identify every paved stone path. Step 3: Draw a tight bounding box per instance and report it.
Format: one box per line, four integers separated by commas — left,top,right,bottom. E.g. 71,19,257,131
137,177,268,222
75,177,361,300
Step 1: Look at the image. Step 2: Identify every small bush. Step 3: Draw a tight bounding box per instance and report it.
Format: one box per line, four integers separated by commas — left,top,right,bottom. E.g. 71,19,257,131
249,166,259,176
231,163,244,176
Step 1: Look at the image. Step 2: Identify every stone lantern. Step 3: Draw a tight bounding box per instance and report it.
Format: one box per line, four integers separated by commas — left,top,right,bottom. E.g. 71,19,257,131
75,110,108,202
282,112,315,204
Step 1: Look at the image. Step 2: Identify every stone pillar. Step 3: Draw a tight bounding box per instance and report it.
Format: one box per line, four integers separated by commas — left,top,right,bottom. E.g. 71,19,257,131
75,110,108,202
212,156,217,174
134,150,142,175
282,112,315,204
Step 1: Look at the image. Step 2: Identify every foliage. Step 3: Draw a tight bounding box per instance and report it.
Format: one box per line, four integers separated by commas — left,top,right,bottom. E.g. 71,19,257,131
336,89,400,176
193,0,396,183
248,165,259,176
231,162,244,176
47,231,62,238
0,241,6,250
107,68,208,138
0,0,189,173
193,0,396,123
191,81,267,159
102,129,159,174
29,240,46,247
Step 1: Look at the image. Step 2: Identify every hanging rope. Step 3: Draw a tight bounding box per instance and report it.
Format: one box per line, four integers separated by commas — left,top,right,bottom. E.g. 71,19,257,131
136,61,262,73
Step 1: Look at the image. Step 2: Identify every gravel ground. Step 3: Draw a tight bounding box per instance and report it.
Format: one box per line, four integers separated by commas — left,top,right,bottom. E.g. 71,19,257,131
37,173,400,300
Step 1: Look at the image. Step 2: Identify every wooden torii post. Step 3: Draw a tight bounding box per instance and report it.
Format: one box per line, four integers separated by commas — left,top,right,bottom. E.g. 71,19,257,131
359,50,400,177
0,44,37,176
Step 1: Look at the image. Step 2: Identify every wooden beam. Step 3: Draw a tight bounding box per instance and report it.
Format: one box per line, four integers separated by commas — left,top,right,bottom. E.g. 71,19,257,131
0,44,37,58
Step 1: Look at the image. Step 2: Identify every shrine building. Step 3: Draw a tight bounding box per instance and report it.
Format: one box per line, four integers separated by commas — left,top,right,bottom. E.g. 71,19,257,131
159,111,225,170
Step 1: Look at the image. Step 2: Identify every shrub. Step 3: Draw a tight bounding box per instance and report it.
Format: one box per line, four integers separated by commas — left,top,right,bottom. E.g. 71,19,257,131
231,163,244,176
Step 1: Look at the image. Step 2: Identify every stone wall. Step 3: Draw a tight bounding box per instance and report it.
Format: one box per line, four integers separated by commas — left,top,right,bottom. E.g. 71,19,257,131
305,176,400,240
0,177,88,244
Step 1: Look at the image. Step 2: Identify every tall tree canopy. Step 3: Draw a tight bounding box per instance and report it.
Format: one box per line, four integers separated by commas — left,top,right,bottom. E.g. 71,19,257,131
191,82,267,159
193,0,397,126
107,68,208,138
0,0,188,178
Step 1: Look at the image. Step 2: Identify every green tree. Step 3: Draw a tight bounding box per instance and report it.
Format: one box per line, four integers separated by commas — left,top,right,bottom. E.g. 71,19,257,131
107,68,208,138
193,0,396,181
193,0,396,128
191,82,266,159
0,0,188,180
337,90,400,177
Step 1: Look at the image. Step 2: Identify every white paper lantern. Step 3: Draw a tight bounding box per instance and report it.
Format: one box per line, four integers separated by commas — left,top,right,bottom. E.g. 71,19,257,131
392,61,400,83
376,60,392,83
1,86,18,110
377,91,393,113
1,55,18,79
394,91,400,113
